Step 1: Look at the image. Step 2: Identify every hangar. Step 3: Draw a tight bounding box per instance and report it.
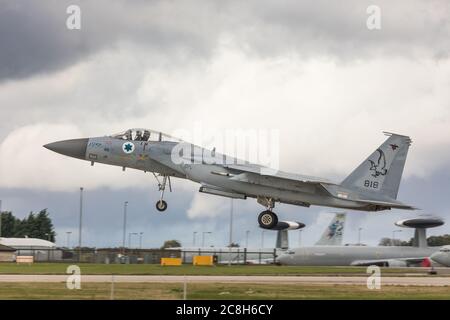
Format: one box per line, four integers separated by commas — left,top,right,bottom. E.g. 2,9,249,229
0,244,16,262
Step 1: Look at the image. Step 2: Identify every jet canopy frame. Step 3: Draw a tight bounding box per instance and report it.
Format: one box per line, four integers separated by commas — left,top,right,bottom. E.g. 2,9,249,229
110,128,182,143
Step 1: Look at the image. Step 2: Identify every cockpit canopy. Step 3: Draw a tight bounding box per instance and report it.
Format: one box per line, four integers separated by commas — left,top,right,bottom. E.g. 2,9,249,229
440,246,450,253
110,128,182,143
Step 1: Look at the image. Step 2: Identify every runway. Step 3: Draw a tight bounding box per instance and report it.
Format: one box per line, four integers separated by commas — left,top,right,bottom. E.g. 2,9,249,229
1,275,449,286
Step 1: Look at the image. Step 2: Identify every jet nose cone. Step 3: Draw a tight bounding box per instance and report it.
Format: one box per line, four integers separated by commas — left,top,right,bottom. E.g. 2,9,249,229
430,251,443,264
276,254,289,265
44,138,88,160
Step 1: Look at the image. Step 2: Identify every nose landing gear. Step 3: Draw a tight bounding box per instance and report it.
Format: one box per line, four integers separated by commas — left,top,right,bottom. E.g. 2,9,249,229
153,173,171,212
156,199,168,212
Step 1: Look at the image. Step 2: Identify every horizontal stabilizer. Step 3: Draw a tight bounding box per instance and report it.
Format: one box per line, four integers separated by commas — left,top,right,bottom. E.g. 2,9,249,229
354,198,416,210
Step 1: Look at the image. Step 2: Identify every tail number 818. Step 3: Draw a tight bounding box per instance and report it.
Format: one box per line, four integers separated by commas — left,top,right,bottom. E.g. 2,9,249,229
364,180,379,189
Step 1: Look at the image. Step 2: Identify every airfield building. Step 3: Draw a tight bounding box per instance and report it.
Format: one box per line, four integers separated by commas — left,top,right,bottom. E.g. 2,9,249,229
0,244,16,262
0,237,62,261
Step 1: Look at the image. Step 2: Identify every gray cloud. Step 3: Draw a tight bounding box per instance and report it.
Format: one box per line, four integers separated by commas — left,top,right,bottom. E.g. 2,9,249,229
240,0,450,60
0,0,220,82
1,0,448,82
0,1,92,81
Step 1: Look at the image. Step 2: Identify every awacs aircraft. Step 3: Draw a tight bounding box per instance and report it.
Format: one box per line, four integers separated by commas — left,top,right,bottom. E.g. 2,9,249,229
169,213,346,264
277,217,444,267
44,129,414,229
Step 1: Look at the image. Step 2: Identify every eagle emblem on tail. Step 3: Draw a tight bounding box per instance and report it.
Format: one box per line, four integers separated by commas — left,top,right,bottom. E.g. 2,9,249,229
368,149,387,177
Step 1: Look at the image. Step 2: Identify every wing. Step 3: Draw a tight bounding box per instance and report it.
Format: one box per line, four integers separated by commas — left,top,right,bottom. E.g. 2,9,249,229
350,257,427,267
224,164,333,184
199,183,247,199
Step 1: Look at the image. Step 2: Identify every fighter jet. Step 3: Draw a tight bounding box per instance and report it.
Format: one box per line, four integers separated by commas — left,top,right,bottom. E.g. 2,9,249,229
44,129,414,229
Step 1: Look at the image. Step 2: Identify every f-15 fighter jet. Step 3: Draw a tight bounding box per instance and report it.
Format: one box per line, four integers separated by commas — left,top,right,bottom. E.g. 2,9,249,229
44,130,414,229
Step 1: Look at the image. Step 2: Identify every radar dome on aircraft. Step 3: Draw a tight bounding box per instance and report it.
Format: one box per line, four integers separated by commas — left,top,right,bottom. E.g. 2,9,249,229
395,216,444,229
264,220,305,231
395,215,444,248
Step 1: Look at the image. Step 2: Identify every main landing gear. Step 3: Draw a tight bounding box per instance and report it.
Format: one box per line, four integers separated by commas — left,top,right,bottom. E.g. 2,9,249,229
257,197,278,229
153,173,171,212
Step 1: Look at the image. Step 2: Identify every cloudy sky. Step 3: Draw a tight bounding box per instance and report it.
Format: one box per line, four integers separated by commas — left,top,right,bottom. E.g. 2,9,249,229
0,0,449,248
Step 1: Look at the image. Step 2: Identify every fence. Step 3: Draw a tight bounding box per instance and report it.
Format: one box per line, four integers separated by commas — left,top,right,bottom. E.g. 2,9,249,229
11,248,279,264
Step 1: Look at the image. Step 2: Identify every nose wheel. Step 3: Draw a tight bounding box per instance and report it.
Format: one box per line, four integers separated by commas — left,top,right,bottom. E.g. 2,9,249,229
156,200,168,212
258,210,278,229
153,173,171,212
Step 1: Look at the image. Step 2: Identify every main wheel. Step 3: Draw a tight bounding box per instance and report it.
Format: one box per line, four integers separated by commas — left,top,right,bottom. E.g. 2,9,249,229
156,200,168,212
258,210,278,229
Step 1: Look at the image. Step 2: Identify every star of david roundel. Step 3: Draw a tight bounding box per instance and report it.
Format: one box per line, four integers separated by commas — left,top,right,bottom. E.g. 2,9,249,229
122,142,135,154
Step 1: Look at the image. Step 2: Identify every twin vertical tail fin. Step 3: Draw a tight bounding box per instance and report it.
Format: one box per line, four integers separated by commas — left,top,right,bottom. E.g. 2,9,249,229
315,213,346,246
341,132,412,199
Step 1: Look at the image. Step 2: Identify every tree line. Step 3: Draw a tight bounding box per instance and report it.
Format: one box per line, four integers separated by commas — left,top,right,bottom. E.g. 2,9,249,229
0,209,56,242
379,235,450,247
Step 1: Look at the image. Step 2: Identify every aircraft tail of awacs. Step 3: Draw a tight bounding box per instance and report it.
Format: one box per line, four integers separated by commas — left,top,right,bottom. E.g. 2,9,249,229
44,129,415,229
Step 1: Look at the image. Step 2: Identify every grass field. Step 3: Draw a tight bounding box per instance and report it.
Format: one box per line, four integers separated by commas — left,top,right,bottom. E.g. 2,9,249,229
0,263,433,276
0,282,448,300
0,263,447,299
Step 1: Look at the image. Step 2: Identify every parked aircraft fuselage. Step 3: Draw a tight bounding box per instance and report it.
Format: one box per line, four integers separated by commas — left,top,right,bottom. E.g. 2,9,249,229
277,246,439,266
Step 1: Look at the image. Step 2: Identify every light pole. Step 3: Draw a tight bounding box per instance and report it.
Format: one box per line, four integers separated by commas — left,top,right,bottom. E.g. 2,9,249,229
0,199,2,238
298,229,303,247
228,199,234,266
358,227,363,245
128,232,138,248
202,231,212,247
392,230,402,246
261,230,265,248
122,201,128,253
229,199,234,247
139,232,144,249
66,231,72,248
78,187,84,261
193,231,198,246
245,230,250,248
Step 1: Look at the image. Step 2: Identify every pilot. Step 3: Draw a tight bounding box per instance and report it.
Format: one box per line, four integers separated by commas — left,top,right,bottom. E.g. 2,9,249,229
135,130,143,141
125,130,132,140
142,130,150,141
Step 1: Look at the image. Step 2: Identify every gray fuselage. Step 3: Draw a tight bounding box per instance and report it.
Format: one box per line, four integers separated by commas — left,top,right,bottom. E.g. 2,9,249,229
85,136,373,211
277,245,440,266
